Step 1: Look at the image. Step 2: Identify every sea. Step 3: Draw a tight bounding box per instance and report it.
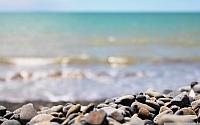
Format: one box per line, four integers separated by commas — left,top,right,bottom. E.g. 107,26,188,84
0,12,200,102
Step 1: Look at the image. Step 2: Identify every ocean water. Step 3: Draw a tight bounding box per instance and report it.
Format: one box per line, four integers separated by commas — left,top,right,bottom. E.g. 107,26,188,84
0,13,200,102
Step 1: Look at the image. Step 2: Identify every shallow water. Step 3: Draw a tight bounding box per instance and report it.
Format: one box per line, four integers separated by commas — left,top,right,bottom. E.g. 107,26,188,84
0,61,199,102
0,13,200,102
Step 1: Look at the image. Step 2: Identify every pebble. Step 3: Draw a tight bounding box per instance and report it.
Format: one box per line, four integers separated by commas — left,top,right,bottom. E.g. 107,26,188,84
131,102,157,114
110,110,124,123
146,89,164,99
154,114,197,125
0,106,7,116
168,92,191,108
66,104,81,117
28,114,54,125
1,120,21,125
80,110,107,125
115,95,135,106
175,107,196,115
82,103,95,115
2,82,200,125
18,103,38,124
136,94,146,103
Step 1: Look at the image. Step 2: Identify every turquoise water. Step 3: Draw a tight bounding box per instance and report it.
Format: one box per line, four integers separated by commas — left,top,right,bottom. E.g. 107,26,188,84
0,13,200,58
0,13,200,102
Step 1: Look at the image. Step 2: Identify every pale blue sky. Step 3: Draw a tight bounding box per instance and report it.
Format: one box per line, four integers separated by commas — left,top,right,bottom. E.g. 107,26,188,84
0,0,200,12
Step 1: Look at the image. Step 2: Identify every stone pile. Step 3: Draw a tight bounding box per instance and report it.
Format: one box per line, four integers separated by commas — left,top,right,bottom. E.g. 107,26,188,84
1,82,200,125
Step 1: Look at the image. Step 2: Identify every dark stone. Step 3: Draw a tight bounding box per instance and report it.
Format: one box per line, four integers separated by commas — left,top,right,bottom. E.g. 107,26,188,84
0,106,7,117
145,100,160,113
136,95,146,103
50,112,64,118
115,95,135,106
170,105,180,113
4,111,13,119
168,93,191,108
158,97,172,103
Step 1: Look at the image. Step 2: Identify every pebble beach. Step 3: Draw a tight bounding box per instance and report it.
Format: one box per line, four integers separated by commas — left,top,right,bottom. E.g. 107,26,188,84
1,82,200,125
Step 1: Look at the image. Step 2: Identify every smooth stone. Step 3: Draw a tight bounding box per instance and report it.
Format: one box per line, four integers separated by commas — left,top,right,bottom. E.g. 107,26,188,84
82,103,94,115
136,95,146,103
168,92,190,108
107,117,121,125
38,107,51,114
110,111,124,123
100,107,125,116
30,121,60,125
119,106,134,117
162,89,173,95
158,97,172,103
0,117,8,124
50,105,63,113
154,114,197,125
191,100,200,112
62,113,79,125
131,102,157,114
97,103,109,109
156,100,165,107
28,114,54,125
66,104,81,117
194,94,200,100
74,114,84,124
178,85,191,92
137,107,150,120
159,106,171,113
62,104,73,115
1,120,21,125
145,100,160,112
80,110,107,125
105,98,116,104
18,103,38,124
145,89,164,99
109,103,118,109
124,117,131,122
191,82,200,93
115,95,135,106
175,107,196,115
0,106,7,117
129,114,144,125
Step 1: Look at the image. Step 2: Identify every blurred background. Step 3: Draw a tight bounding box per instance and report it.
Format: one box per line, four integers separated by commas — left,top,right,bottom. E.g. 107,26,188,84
0,0,200,102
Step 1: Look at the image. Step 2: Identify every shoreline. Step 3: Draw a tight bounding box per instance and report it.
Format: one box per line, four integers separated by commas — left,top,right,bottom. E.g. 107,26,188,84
0,82,200,124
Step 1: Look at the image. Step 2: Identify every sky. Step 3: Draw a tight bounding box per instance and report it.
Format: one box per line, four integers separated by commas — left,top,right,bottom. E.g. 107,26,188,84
0,0,200,12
